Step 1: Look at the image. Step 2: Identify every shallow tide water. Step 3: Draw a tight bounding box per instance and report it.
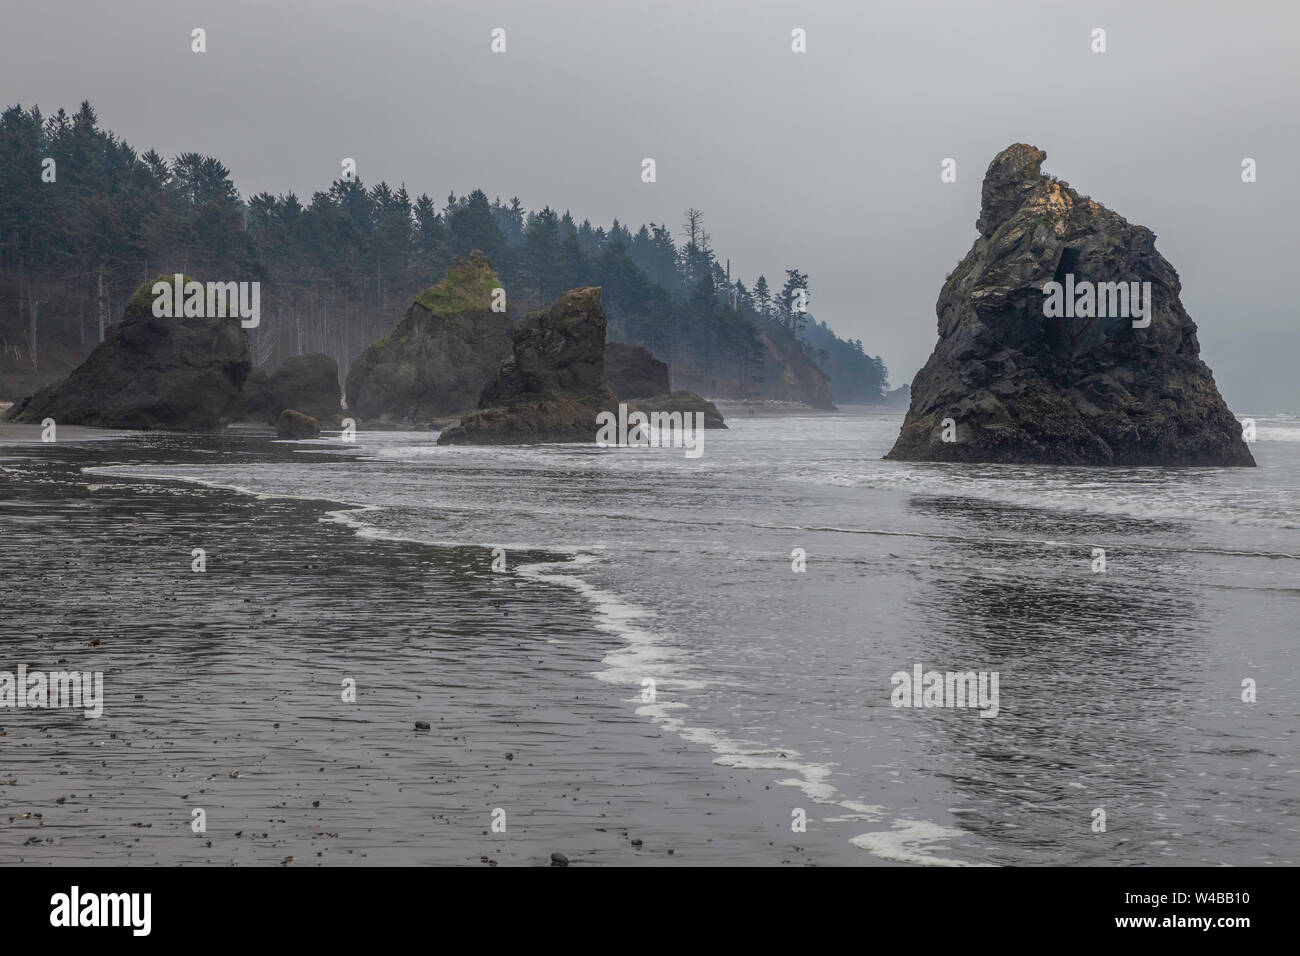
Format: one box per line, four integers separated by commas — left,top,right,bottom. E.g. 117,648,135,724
2,408,1297,865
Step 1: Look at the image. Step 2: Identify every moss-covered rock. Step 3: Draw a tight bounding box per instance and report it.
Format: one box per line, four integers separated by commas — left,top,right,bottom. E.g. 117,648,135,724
414,256,504,317
344,251,512,421
438,287,616,445
5,274,251,431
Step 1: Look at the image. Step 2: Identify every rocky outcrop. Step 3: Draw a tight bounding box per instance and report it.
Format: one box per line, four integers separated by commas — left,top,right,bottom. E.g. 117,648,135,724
627,391,727,428
344,251,512,421
756,326,836,410
264,354,340,424
237,366,270,421
438,287,616,444
882,384,910,408
435,398,603,444
605,343,670,400
886,144,1254,466
276,409,320,439
605,342,725,427
4,275,251,431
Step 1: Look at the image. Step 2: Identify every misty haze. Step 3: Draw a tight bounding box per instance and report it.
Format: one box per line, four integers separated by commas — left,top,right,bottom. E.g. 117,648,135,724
0,0,1295,904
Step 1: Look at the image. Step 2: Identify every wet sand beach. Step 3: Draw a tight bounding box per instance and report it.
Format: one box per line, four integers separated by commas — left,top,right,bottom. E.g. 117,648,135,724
0,430,845,866
5,411,1297,867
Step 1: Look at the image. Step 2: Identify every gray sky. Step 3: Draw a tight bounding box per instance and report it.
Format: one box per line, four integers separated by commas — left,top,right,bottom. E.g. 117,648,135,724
3,0,1297,411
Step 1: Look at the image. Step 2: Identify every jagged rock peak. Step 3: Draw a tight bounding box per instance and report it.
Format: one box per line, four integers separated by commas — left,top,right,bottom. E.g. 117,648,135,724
885,144,1253,467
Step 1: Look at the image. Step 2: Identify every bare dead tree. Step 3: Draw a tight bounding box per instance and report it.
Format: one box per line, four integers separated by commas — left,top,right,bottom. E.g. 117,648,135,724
683,208,704,250
26,294,40,373
250,310,276,367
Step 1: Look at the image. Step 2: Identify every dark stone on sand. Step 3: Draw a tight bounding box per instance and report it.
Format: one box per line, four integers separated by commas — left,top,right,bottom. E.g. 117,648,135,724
276,409,320,439
5,275,251,431
550,851,569,866
886,143,1254,466
630,838,643,847
414,721,431,731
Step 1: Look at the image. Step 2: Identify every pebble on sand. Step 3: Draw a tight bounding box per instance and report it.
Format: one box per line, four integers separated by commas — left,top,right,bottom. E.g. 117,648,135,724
550,851,569,867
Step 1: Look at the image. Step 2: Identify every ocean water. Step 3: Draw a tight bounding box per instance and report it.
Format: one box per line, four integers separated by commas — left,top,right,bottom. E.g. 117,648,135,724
70,407,1300,866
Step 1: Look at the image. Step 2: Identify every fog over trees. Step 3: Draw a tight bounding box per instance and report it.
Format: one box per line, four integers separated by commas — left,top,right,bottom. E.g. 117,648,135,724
0,102,888,403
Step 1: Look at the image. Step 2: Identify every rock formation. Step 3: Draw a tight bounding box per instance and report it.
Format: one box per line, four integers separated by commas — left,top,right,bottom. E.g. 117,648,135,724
627,392,727,429
882,384,911,409
886,144,1254,466
438,287,616,444
237,366,270,421
4,275,251,431
275,409,321,439
754,327,836,410
605,343,670,400
605,342,726,427
344,251,513,421
263,354,340,424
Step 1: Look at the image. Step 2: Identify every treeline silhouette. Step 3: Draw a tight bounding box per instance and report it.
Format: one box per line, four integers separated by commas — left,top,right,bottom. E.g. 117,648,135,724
0,101,888,402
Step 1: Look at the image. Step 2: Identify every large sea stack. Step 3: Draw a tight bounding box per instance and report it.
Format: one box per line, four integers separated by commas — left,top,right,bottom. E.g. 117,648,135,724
886,144,1254,466
344,251,513,421
4,275,251,431
438,287,616,444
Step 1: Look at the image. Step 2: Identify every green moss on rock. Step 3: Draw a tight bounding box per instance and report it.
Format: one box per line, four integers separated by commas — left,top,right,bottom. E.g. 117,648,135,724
414,251,501,317
6,272,251,431
344,251,514,421
127,274,198,313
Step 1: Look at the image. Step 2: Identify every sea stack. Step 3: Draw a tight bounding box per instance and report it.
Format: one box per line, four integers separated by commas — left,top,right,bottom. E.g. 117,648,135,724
438,287,616,444
4,275,251,431
886,144,1254,466
344,251,513,422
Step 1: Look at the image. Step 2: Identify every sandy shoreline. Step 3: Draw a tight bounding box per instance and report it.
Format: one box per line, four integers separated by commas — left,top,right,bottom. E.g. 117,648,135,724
0,421,141,443
0,435,857,865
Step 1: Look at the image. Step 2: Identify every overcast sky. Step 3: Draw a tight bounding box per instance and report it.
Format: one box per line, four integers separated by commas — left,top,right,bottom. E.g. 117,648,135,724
3,0,1296,411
